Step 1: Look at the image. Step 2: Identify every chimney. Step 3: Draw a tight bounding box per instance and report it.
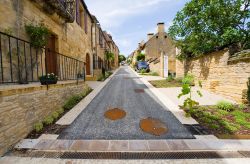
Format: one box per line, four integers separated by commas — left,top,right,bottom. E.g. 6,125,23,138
147,33,154,40
157,22,165,33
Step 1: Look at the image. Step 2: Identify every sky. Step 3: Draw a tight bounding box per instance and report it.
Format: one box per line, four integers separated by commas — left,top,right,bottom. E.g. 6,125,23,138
85,0,190,56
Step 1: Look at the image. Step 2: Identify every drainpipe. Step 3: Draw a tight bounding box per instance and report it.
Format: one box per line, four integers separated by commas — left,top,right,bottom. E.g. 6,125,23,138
17,0,20,38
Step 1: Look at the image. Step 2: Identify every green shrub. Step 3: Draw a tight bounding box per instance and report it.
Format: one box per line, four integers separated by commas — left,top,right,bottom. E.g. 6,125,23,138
209,124,219,130
56,108,64,115
97,75,104,81
34,122,43,133
166,75,174,82
201,117,213,124
216,101,234,112
150,72,159,76
139,69,146,74
178,74,202,110
51,111,59,120
176,77,183,83
182,74,194,85
63,89,92,111
63,95,82,110
43,116,54,125
238,103,246,110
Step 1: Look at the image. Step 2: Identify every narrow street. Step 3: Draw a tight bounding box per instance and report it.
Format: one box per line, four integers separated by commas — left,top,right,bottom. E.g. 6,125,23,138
59,66,193,140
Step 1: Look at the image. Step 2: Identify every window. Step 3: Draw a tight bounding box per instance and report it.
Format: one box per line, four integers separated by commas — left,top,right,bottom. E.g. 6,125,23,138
76,0,84,28
99,29,103,47
84,11,88,34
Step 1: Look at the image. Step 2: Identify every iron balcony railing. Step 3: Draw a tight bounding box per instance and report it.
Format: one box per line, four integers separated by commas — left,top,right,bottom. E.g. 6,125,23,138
0,31,85,84
45,0,75,23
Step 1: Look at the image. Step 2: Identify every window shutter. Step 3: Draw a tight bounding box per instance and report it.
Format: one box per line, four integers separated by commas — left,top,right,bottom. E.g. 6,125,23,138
84,11,88,33
76,0,80,25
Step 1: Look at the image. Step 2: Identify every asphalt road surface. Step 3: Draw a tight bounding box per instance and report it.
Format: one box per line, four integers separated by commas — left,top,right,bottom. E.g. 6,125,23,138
59,66,194,140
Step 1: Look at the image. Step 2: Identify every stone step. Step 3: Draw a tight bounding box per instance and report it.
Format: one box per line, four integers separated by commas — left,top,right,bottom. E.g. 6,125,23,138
14,139,250,152
85,76,98,81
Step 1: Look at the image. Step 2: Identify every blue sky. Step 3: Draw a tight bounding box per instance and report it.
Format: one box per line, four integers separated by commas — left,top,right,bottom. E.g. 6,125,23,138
85,0,190,56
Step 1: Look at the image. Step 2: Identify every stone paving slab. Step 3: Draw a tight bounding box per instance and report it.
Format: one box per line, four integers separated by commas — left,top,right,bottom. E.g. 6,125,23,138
39,134,59,140
15,139,40,150
1,157,250,164
15,139,250,152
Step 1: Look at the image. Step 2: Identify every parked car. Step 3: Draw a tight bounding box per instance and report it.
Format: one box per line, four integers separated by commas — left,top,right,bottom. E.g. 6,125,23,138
120,61,126,66
136,61,150,72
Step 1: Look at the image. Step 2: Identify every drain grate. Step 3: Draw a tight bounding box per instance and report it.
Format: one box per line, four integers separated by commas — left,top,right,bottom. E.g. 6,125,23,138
184,124,211,135
124,77,141,79
10,151,248,159
239,151,250,157
134,89,145,93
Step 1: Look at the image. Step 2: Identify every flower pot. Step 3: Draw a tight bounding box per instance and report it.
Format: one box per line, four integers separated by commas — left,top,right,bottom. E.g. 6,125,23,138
40,79,58,85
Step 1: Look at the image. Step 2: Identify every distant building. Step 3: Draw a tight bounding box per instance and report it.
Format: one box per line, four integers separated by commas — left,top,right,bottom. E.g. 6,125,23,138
136,23,177,77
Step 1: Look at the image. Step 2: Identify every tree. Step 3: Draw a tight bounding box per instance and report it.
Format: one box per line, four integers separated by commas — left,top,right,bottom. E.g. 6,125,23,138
105,51,115,70
168,0,250,60
119,54,126,63
136,53,145,61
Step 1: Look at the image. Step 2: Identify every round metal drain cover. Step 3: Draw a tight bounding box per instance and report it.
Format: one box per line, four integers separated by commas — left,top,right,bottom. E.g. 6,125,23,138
140,118,168,136
105,108,126,121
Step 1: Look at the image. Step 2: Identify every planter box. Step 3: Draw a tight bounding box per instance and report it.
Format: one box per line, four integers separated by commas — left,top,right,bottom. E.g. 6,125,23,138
40,79,58,85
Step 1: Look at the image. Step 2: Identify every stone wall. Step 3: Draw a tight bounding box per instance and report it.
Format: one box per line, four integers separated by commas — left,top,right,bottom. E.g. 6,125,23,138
149,62,161,76
186,50,250,103
0,82,90,156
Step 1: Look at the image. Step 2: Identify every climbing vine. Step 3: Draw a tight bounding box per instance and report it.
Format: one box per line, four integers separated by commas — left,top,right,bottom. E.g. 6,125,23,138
25,23,50,49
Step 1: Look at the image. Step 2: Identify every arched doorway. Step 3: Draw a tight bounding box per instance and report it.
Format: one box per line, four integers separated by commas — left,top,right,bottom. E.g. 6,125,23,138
86,53,91,75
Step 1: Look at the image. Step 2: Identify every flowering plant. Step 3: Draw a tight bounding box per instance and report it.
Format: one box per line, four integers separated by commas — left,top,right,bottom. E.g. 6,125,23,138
39,73,58,85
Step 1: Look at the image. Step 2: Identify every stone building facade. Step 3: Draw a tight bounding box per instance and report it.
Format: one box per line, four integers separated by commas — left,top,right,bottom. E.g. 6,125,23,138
136,23,177,77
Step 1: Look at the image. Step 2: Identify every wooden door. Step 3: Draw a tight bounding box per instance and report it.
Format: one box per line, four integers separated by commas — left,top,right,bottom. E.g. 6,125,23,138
86,54,91,75
46,35,57,75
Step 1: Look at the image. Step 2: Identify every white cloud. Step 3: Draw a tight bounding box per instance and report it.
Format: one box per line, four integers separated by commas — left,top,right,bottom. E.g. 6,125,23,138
85,0,170,29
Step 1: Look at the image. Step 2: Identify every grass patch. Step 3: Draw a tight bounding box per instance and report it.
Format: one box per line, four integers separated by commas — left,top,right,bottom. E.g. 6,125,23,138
63,87,93,110
183,104,250,137
97,71,113,81
149,79,182,88
139,71,159,76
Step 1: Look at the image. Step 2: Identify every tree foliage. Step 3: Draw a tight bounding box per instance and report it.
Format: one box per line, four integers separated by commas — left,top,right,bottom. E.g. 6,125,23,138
105,51,115,62
119,54,126,63
168,0,250,60
136,53,145,61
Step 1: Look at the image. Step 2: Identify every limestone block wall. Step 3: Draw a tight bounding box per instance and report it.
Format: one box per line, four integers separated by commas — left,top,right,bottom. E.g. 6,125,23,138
186,50,250,103
176,60,185,78
149,62,161,76
0,82,90,156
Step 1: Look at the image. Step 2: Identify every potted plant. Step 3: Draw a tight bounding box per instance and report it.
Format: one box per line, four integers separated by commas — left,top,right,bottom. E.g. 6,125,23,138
39,73,58,85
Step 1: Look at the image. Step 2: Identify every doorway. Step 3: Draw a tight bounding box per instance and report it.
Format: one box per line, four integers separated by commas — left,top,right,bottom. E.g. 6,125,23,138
86,53,91,75
46,34,57,75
